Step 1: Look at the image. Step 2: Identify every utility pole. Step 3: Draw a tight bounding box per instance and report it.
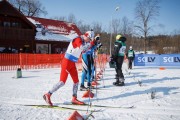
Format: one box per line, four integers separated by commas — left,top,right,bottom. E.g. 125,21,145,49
110,6,119,56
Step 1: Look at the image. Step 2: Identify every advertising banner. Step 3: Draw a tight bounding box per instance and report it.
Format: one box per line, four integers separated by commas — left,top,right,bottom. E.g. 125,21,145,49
134,54,180,66
134,54,160,66
160,54,180,66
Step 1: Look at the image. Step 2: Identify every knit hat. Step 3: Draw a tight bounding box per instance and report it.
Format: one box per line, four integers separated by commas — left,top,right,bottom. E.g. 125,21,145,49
84,31,94,40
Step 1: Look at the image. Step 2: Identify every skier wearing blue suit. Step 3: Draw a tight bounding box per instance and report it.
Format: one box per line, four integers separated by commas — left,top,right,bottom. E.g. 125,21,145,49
80,34,101,90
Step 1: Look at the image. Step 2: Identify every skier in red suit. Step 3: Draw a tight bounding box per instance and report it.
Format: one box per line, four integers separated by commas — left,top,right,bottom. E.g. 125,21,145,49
43,31,95,106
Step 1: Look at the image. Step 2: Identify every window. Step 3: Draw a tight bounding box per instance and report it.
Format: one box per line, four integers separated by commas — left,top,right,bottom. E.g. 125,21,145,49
3,21,11,27
12,22,19,27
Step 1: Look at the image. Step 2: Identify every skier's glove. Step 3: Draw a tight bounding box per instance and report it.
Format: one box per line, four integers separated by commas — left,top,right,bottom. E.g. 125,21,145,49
110,56,115,64
97,42,102,49
95,36,100,41
94,36,100,45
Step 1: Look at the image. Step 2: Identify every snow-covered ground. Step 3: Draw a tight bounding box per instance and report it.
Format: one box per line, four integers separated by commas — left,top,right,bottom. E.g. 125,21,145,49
0,62,180,120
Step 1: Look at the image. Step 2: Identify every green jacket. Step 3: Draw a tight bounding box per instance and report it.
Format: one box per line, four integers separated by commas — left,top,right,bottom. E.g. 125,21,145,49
127,49,135,58
113,40,126,57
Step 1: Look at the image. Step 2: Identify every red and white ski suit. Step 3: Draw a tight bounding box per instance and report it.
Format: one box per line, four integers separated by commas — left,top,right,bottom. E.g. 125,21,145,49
60,37,94,84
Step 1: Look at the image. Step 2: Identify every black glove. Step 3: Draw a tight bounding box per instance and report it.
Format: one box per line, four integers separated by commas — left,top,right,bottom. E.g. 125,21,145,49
110,56,115,64
94,36,100,45
97,42,102,50
95,36,100,41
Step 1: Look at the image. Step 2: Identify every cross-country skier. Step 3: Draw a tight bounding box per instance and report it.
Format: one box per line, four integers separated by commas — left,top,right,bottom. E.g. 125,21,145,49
110,34,127,86
126,46,135,69
43,31,97,106
80,33,101,90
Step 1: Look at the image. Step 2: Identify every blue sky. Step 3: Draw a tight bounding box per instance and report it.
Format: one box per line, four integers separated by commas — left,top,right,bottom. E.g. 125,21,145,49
40,0,180,35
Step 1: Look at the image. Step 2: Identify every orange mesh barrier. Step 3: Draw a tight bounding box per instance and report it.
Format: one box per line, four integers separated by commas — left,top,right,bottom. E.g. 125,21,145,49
0,53,64,71
0,53,108,71
96,54,108,71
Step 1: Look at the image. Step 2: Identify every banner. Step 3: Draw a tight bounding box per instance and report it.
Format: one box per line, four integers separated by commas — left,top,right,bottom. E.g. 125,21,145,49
160,54,180,66
134,54,180,66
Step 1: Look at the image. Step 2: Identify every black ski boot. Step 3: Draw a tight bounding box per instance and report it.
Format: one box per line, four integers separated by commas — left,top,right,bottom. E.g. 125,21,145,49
113,79,120,85
113,78,125,86
117,82,125,86
116,78,125,86
80,85,87,91
87,82,94,90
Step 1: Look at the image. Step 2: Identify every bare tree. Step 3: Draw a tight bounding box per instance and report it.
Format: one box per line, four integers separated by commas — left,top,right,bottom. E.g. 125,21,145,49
67,13,77,24
51,16,67,21
77,22,91,34
121,17,134,36
9,0,47,17
134,0,160,53
91,22,102,33
111,18,121,35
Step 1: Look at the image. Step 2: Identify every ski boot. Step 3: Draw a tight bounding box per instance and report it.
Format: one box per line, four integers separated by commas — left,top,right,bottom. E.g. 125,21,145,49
72,96,85,105
43,93,53,106
87,82,94,90
80,85,87,91
117,82,125,86
116,78,125,86
113,79,120,86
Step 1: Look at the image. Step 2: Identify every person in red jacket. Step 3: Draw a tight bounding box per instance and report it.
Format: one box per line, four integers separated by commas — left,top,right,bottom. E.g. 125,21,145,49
43,31,95,106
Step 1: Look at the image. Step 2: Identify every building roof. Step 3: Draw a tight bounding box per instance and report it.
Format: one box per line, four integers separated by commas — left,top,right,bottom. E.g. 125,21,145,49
27,17,82,42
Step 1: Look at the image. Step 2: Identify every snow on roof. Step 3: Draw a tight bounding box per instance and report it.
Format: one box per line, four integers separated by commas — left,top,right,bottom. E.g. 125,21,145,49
27,17,82,42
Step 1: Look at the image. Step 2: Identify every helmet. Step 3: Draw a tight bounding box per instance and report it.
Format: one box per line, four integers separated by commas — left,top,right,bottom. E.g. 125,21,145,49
116,34,121,40
84,31,94,40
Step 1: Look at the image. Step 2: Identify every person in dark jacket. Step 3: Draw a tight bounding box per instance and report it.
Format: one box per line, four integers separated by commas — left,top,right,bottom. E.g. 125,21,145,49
126,46,135,69
110,34,126,86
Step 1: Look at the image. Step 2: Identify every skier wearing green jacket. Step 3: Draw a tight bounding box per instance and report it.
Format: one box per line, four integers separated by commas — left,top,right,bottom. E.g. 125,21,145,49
110,34,127,86
126,46,135,69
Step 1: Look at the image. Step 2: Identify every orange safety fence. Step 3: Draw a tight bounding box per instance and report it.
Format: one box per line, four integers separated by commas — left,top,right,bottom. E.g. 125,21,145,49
0,53,109,71
76,54,109,72
96,54,108,71
0,53,64,71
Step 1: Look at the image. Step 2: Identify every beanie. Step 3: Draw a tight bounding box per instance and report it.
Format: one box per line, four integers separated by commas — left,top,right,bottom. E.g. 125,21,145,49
84,31,94,40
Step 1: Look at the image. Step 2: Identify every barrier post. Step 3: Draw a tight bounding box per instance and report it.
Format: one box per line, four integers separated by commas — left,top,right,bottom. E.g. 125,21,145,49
16,68,22,78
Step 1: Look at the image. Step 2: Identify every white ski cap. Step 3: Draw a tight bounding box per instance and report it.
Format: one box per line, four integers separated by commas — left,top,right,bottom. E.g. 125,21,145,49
84,31,94,40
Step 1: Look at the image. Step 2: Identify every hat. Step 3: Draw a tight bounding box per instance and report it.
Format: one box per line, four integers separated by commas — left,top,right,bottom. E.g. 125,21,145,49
84,31,94,40
116,34,121,40
130,46,132,49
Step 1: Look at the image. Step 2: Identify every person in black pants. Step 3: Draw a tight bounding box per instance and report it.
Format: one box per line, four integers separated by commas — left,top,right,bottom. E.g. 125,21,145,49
126,46,135,69
110,35,127,86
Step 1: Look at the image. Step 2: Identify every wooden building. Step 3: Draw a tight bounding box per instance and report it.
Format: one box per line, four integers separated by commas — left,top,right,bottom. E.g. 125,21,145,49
0,0,36,53
27,17,81,54
0,0,81,53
